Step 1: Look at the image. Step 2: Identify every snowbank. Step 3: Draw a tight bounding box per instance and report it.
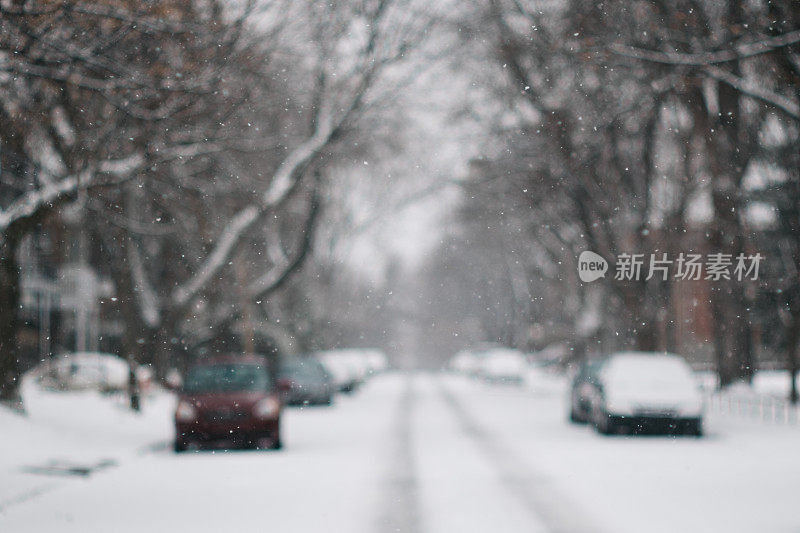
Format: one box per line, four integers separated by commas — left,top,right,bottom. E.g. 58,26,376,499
0,377,174,510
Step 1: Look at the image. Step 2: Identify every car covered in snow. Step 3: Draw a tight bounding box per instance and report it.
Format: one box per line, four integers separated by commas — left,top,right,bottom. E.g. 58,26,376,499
477,348,528,384
279,357,335,406
27,352,138,393
174,355,283,451
449,343,509,378
362,349,390,374
585,352,704,436
317,350,366,393
449,350,480,374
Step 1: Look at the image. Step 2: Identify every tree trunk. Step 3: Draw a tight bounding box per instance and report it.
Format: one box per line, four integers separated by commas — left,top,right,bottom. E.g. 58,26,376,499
127,358,141,412
708,222,754,387
146,319,180,382
110,232,146,411
707,2,754,387
620,280,662,352
635,319,659,352
788,312,800,405
0,206,54,408
0,244,22,408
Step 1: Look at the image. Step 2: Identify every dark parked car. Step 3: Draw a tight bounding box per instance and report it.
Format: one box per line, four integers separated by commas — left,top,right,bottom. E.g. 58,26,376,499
279,357,334,406
174,355,283,452
569,357,604,423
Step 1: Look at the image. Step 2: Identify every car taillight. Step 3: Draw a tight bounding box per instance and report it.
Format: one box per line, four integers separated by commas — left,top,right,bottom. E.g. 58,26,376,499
253,397,280,419
175,400,198,422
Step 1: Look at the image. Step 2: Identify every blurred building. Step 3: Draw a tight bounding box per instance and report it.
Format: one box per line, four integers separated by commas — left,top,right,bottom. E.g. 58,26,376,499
17,222,121,371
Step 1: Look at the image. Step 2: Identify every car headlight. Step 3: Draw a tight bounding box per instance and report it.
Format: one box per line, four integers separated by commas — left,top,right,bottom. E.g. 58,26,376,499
175,400,197,422
253,397,281,419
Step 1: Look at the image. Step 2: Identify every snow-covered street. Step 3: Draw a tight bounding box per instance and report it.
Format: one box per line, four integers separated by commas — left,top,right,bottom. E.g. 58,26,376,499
2,372,800,533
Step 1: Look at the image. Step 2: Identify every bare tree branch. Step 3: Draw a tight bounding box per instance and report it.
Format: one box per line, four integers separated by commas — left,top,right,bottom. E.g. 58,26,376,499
168,0,410,310
169,112,335,309
248,187,322,299
609,29,800,66
127,237,161,328
0,154,145,234
704,66,800,120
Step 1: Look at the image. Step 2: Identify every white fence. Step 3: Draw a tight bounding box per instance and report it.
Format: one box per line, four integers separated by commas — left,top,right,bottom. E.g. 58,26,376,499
706,392,799,425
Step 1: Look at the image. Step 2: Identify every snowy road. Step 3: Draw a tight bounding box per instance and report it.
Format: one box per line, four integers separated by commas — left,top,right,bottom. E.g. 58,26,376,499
2,372,800,533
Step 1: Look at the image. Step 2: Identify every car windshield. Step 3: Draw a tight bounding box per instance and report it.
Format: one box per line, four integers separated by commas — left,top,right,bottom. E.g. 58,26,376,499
183,364,270,394
605,357,696,390
282,361,326,380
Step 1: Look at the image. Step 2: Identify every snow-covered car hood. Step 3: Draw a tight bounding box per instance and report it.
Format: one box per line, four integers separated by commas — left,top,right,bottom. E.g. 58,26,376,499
605,384,703,416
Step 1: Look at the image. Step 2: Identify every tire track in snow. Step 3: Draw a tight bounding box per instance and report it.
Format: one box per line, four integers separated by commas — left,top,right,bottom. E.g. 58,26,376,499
0,482,58,514
376,373,421,533
437,379,606,533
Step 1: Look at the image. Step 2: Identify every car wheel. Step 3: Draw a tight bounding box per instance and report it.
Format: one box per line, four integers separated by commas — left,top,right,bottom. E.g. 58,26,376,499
174,440,187,453
685,420,703,437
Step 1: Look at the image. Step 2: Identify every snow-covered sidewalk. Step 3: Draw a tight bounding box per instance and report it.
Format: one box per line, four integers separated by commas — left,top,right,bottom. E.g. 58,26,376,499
0,378,175,511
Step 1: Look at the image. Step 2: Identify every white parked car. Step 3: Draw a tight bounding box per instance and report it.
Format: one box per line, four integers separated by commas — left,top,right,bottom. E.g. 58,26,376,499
449,350,479,375
362,350,389,374
316,351,363,393
587,352,704,436
30,352,133,392
477,348,528,384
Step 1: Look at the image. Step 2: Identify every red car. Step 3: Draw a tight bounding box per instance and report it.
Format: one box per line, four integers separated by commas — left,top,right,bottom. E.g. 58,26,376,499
174,355,283,452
